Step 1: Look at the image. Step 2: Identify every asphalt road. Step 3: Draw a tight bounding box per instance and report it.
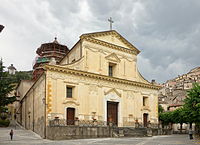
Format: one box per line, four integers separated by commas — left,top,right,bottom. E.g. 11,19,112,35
0,127,199,145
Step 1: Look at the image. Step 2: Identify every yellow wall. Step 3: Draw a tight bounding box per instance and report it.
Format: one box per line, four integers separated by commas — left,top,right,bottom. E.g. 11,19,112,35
16,80,34,100
46,69,158,126
95,34,130,49
60,41,81,64
60,34,147,84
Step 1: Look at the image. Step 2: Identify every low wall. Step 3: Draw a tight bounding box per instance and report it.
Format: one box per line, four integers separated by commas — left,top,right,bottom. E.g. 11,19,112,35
46,126,110,140
116,127,148,137
151,128,172,136
47,126,172,140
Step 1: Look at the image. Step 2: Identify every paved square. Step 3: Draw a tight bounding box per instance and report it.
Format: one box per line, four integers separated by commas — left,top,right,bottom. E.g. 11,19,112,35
0,127,199,145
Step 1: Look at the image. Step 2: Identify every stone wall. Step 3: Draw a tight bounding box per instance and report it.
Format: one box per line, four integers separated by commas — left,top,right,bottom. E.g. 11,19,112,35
46,126,172,140
151,128,172,136
46,126,110,140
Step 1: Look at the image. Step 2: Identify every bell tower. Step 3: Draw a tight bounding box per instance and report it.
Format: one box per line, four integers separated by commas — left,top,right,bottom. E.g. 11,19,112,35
33,38,69,79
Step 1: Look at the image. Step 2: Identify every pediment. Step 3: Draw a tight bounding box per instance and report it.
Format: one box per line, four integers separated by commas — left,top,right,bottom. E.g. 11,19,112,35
104,88,121,97
105,53,121,63
63,99,80,106
80,30,140,54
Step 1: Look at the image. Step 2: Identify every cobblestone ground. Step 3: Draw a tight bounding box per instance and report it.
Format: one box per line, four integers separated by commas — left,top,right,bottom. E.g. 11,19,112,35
0,127,199,145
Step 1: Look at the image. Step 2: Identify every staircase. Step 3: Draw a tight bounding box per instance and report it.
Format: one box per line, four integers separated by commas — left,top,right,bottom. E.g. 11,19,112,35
112,127,148,137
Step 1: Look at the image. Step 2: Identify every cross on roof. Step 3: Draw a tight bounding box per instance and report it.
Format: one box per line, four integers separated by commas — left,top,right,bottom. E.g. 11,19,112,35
108,17,114,30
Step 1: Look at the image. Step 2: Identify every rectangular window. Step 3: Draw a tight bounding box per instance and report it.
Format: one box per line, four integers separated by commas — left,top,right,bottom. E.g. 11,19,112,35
143,97,148,106
109,65,113,76
66,87,73,98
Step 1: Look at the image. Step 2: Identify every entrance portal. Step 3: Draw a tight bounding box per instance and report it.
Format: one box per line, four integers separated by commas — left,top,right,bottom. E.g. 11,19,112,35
66,108,75,125
107,101,118,126
143,113,148,127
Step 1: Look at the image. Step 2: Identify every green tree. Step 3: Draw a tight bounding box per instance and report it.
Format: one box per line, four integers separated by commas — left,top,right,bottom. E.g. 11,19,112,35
172,107,188,133
159,111,174,128
0,59,16,113
9,71,32,84
158,104,164,113
184,83,200,128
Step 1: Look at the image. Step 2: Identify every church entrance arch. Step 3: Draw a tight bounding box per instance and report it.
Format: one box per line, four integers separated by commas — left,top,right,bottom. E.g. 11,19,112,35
104,88,121,126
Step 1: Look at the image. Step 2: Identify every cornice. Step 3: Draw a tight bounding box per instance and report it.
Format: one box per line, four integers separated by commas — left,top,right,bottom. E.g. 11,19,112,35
45,65,161,90
81,36,138,55
80,30,140,54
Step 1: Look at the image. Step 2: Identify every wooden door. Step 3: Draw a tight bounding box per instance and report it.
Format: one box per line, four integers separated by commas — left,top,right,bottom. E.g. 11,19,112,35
107,101,118,126
67,108,75,125
143,113,148,127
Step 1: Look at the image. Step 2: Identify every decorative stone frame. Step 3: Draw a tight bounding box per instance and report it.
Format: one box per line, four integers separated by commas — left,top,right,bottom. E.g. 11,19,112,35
104,88,122,126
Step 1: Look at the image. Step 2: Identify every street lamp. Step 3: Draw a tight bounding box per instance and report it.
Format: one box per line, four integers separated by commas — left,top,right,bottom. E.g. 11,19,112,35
0,25,4,33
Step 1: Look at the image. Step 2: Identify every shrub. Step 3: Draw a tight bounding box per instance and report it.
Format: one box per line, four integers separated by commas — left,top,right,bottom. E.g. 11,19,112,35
0,119,10,127
0,113,8,120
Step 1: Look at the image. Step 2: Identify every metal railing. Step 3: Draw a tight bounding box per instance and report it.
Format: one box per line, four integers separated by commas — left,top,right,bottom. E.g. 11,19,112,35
48,118,160,128
49,119,117,127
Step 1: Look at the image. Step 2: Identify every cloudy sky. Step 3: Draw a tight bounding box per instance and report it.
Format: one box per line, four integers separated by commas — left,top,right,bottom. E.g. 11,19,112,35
0,0,200,83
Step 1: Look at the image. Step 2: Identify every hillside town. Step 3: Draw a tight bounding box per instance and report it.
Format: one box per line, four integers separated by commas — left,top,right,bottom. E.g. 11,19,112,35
159,67,200,111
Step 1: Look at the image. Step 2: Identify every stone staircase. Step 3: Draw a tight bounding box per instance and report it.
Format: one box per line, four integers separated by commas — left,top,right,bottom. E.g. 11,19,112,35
112,127,148,137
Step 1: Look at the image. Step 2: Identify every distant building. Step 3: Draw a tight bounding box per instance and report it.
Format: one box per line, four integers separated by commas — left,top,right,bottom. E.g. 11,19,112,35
158,67,200,111
158,67,200,133
8,64,16,75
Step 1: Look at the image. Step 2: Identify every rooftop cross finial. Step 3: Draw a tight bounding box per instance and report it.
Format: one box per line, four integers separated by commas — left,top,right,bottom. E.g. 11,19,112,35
108,17,114,30
53,37,59,44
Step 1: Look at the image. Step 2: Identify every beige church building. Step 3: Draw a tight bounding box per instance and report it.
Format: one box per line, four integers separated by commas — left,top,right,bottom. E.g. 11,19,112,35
16,30,160,138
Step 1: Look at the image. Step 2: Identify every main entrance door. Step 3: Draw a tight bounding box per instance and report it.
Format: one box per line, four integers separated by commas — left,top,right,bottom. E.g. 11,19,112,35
66,108,75,125
107,101,118,126
143,113,148,127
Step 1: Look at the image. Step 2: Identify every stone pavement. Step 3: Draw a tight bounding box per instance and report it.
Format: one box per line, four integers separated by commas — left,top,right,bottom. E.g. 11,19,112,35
0,126,199,145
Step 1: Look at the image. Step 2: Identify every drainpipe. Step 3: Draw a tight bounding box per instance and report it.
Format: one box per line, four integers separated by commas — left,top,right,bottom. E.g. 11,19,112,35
25,99,26,129
44,73,47,138
33,88,35,132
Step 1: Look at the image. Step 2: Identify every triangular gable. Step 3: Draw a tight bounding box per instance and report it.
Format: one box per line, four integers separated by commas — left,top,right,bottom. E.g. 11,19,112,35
105,53,121,63
80,30,140,54
104,88,121,97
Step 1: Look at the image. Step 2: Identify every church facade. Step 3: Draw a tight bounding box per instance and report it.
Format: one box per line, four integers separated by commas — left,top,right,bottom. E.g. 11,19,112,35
17,30,160,138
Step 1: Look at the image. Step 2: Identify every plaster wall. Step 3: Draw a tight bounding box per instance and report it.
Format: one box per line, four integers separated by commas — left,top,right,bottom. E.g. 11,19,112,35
61,42,81,64
82,40,138,82
46,70,158,127
21,75,46,138
16,80,34,100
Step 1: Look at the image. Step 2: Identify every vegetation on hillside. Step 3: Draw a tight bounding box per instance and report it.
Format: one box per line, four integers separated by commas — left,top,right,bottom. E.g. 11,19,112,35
0,59,16,114
159,83,200,132
0,59,32,126
9,70,32,84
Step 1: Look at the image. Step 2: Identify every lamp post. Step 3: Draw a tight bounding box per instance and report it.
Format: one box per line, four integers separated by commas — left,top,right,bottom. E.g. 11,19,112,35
0,25,4,33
